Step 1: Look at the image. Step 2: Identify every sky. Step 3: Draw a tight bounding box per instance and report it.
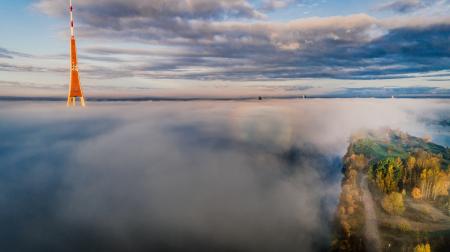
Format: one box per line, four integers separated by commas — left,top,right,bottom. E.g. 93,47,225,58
0,0,449,97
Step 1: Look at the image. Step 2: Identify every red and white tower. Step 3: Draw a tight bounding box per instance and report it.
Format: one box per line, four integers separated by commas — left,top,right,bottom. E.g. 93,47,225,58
67,0,86,107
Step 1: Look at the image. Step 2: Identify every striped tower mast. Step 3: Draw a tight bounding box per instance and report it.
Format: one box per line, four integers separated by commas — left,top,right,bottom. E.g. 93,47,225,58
67,0,86,107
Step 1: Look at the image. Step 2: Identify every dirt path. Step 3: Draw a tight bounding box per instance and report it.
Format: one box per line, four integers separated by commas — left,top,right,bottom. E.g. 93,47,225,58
361,175,382,252
406,199,450,223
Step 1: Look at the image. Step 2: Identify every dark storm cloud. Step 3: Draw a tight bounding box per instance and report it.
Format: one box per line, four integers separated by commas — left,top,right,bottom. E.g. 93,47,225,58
32,0,450,80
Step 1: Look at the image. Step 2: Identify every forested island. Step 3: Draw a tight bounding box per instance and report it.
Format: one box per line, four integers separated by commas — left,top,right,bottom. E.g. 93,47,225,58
332,129,450,252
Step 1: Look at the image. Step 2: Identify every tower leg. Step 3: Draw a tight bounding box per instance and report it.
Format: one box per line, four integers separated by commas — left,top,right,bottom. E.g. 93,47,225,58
67,96,86,107
80,97,86,107
67,96,73,106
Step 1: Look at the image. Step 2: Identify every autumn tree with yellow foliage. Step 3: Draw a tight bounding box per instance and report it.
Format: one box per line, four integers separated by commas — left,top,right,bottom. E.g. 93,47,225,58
381,192,405,215
370,150,449,201
414,242,431,252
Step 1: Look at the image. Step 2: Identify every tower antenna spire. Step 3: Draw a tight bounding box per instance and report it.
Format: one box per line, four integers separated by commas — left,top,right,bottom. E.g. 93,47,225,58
70,0,74,37
67,0,86,107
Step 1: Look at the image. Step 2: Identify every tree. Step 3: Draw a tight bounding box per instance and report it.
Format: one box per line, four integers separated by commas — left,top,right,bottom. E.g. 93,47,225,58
376,169,385,193
419,157,441,200
405,155,416,188
385,164,398,193
414,243,431,252
425,243,431,252
372,158,403,193
350,154,367,170
407,156,416,170
381,192,405,215
432,171,449,200
413,151,444,200
411,187,423,200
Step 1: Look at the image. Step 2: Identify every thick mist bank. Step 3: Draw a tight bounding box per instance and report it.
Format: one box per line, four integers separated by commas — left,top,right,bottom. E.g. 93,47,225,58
0,99,448,252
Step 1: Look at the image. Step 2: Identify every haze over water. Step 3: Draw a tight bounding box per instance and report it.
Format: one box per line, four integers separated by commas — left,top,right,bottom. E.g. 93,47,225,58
0,99,448,252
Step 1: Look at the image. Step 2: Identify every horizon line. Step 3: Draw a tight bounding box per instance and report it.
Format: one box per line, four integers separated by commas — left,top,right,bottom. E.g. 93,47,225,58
1,94,450,102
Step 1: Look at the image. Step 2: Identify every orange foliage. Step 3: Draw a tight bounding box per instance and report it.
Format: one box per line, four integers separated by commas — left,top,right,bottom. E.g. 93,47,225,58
411,187,423,200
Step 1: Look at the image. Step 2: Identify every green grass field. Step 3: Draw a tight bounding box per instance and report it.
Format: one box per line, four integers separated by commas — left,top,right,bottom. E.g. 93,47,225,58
352,130,449,170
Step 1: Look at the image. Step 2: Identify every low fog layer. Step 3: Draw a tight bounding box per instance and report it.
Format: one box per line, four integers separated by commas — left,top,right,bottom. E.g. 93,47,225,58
0,99,448,252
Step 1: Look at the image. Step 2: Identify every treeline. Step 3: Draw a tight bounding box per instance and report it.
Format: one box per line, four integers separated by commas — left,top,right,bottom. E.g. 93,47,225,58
369,150,449,201
332,154,367,251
